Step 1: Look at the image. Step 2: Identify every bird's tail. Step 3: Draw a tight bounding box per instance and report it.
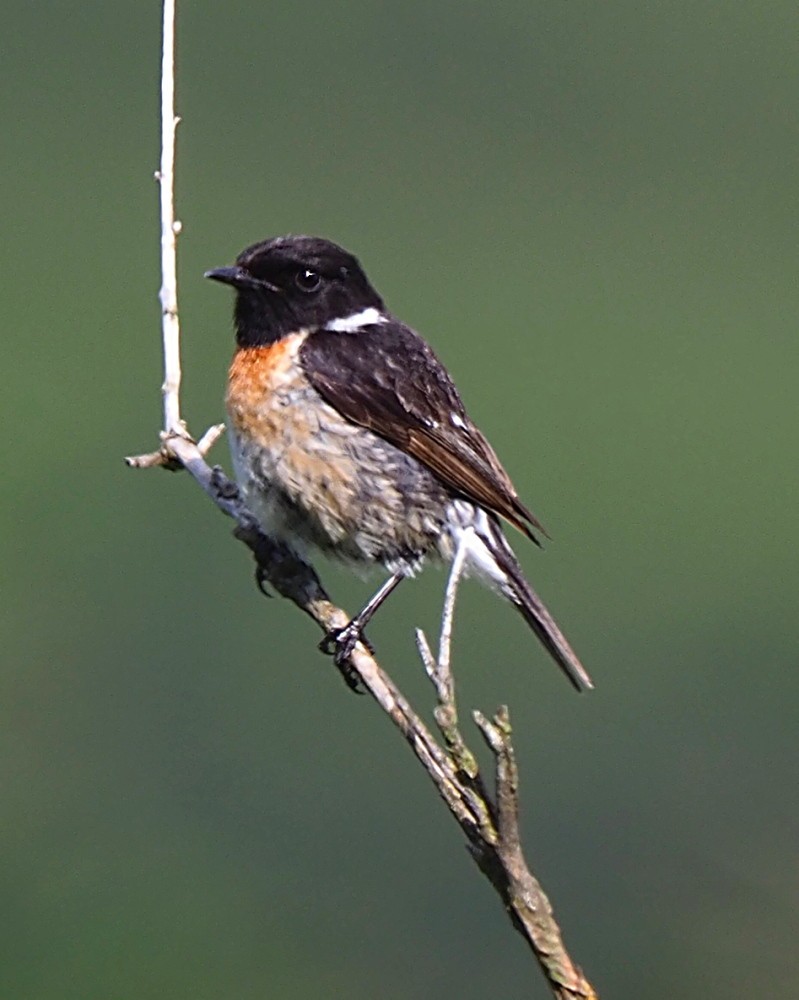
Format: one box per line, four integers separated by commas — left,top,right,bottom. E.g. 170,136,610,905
457,509,594,692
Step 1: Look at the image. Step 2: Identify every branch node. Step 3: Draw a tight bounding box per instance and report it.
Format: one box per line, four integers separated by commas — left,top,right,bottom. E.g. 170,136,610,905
160,424,190,444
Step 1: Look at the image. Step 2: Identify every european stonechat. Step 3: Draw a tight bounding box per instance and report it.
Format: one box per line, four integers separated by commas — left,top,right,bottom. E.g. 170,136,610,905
206,235,592,692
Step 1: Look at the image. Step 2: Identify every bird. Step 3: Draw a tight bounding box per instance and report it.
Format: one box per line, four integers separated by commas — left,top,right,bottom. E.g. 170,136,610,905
205,235,592,692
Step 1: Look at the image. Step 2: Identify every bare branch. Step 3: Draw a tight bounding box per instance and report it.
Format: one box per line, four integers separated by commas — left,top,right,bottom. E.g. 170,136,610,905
471,705,597,998
196,422,227,455
124,1,220,472
158,0,184,438
124,5,599,998
415,554,598,999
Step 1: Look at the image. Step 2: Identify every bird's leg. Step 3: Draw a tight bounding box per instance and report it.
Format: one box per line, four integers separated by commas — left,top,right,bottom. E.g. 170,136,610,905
320,571,407,680
437,527,471,681
416,529,471,698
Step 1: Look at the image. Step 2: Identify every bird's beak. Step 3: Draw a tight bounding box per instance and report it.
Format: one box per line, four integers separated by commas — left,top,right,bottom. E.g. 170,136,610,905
204,265,249,288
204,266,280,293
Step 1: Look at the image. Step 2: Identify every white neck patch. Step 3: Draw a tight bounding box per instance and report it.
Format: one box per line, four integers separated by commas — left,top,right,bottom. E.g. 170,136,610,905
324,307,385,333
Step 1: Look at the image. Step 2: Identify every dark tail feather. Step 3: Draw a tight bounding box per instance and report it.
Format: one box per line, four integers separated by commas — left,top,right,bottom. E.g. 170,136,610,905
488,527,593,692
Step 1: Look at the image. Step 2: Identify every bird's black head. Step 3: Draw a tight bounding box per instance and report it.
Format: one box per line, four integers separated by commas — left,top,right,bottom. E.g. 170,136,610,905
205,235,385,347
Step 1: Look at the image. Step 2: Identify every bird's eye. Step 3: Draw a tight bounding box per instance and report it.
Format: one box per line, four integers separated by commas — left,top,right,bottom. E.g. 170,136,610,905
295,268,322,293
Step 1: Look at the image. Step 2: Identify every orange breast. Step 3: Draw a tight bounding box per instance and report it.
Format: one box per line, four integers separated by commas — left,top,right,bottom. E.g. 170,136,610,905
225,330,361,547
225,332,309,442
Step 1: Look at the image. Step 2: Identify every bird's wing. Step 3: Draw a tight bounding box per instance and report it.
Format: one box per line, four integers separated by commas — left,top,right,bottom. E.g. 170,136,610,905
299,321,546,542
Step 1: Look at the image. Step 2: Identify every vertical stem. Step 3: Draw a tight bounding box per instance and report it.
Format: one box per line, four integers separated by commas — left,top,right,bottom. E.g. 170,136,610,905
158,0,183,436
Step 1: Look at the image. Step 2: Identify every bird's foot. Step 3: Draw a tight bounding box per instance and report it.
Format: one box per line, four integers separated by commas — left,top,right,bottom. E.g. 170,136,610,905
254,564,272,598
319,622,374,693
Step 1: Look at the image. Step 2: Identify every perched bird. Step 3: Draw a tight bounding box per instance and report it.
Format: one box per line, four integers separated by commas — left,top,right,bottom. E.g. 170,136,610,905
206,236,592,691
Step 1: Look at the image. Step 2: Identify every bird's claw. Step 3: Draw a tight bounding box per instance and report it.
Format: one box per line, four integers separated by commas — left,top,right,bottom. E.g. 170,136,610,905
319,622,374,693
255,565,272,597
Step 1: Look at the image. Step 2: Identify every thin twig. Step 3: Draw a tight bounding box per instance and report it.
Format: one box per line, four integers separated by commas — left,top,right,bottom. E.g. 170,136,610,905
158,0,184,438
125,0,219,471
124,4,599,997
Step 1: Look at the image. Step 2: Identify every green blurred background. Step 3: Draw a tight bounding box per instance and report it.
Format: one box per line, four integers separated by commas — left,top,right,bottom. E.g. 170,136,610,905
2,3,796,997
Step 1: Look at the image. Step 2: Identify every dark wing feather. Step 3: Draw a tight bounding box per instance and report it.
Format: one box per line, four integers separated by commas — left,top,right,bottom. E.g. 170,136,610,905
299,321,546,542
